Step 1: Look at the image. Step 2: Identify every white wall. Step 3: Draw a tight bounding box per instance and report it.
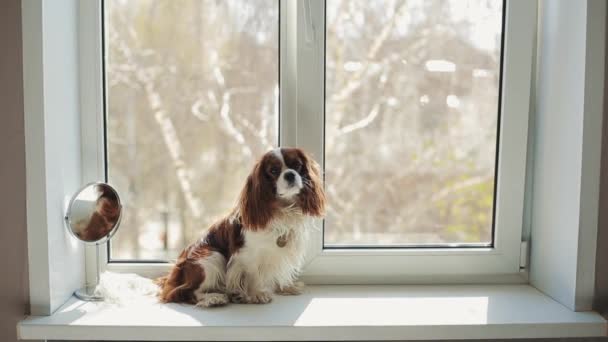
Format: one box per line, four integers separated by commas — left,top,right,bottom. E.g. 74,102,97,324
530,0,606,311
22,0,84,315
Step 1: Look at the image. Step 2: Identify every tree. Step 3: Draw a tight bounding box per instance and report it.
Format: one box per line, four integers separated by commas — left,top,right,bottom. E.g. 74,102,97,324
105,0,503,259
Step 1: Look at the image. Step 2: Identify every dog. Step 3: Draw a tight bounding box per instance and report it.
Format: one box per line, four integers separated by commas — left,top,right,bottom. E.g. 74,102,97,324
157,147,325,307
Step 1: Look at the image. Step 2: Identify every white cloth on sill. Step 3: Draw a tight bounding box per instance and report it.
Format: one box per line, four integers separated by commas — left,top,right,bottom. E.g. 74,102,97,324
96,271,159,306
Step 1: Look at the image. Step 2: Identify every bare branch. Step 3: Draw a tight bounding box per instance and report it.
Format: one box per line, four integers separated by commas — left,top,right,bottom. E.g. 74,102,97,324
329,2,408,103
336,103,381,136
219,91,252,157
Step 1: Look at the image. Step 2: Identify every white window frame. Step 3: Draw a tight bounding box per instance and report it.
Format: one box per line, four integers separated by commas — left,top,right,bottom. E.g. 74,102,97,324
80,0,537,285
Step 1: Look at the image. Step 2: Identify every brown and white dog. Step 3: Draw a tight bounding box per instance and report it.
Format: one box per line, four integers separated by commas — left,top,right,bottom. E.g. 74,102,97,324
157,147,325,307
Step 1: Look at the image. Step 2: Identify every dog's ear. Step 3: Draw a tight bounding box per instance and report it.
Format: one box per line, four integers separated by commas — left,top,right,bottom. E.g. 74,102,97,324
297,150,326,217
238,159,276,230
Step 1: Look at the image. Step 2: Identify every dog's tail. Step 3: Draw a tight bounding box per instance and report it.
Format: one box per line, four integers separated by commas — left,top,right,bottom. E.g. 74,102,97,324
156,255,204,304
155,274,168,288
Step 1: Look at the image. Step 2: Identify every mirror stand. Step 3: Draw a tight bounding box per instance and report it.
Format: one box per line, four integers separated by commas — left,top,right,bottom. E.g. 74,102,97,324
65,182,122,302
74,243,104,301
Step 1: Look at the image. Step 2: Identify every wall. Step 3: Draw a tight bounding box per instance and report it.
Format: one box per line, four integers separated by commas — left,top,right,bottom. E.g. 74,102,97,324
22,0,85,315
0,1,30,342
595,0,608,316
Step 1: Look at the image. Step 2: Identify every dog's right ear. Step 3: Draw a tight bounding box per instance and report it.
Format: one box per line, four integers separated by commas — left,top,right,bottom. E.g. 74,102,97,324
238,160,276,230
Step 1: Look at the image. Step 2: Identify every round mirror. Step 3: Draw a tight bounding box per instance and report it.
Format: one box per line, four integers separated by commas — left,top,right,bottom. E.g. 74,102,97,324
65,183,122,244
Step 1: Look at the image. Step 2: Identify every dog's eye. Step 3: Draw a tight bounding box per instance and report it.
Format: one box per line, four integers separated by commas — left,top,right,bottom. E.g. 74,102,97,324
294,161,303,172
270,167,280,176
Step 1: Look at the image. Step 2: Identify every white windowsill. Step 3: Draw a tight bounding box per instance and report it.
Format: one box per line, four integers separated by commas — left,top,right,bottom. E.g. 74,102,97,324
18,285,606,341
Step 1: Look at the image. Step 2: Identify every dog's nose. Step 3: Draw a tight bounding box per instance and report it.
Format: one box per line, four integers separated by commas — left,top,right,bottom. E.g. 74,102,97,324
284,171,296,184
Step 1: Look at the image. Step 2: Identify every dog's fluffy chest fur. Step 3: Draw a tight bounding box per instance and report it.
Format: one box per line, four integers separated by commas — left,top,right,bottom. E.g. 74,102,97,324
228,211,311,291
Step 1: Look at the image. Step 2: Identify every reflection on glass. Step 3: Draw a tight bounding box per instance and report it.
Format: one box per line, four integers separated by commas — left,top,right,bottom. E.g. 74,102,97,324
105,0,279,260
324,0,503,246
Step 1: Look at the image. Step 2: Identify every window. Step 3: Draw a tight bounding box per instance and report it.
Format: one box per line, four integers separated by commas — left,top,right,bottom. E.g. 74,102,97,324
104,0,279,261
324,1,503,247
94,0,535,282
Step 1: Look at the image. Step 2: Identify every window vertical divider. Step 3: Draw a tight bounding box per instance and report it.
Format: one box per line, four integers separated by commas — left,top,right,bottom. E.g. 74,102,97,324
280,0,327,264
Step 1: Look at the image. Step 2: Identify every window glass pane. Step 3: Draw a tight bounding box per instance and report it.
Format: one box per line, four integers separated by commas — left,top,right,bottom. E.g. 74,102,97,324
324,0,503,246
105,0,279,260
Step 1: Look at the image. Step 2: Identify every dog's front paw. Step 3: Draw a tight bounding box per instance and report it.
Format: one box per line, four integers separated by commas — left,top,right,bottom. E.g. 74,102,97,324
249,292,273,304
276,281,305,295
195,293,229,308
230,291,273,304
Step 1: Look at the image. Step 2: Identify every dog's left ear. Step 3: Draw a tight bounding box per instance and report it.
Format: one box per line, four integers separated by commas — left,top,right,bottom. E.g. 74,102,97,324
297,150,326,217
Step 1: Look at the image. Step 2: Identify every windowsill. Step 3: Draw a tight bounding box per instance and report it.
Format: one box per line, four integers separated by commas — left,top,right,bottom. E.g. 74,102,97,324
18,284,606,341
